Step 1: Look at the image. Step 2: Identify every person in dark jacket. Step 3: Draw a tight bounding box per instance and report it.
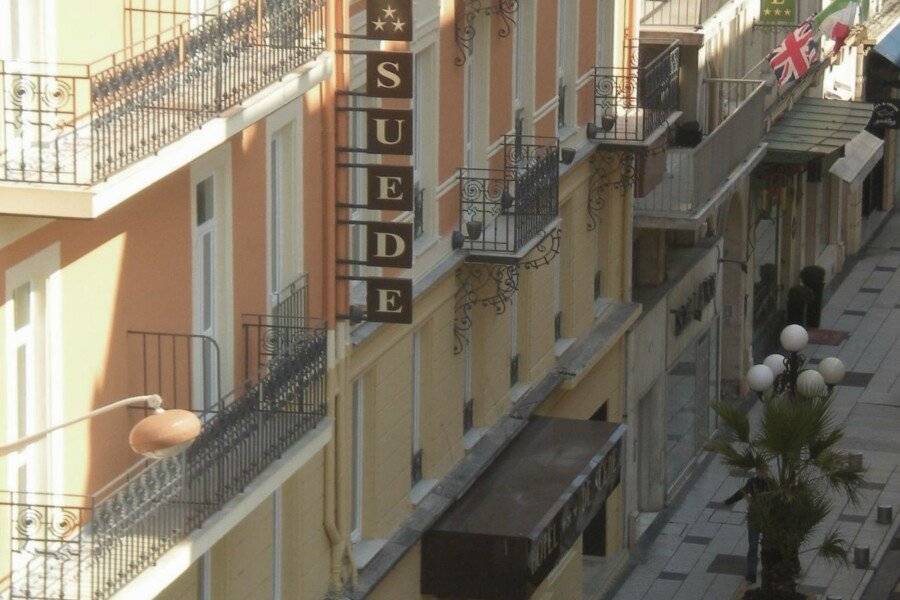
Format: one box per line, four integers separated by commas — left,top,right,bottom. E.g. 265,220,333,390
724,465,770,584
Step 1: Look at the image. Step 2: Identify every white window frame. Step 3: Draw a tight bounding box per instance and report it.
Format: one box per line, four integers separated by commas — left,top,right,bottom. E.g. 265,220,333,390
411,331,422,485
351,378,364,543
191,146,234,406
412,44,435,242
266,100,304,309
4,244,62,497
464,57,477,168
272,489,283,600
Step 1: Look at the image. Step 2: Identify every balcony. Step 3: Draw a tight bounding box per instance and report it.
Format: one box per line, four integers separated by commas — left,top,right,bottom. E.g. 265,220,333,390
2,277,327,600
588,43,681,147
633,79,769,228
456,135,560,262
0,0,326,216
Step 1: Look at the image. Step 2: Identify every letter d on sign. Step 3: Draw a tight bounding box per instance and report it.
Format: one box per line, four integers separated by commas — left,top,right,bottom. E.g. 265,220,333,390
366,278,412,323
365,222,413,268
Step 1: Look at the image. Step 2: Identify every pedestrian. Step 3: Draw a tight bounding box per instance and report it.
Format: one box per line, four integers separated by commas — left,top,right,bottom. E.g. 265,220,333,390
724,464,770,585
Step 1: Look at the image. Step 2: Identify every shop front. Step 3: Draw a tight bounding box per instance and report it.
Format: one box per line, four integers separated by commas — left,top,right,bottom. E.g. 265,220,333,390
420,417,624,600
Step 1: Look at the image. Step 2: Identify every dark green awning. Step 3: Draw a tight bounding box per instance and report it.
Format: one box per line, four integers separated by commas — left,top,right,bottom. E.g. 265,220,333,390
765,97,874,161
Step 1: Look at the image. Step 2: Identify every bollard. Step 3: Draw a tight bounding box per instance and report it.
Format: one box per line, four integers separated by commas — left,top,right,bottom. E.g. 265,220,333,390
877,504,893,525
853,545,870,569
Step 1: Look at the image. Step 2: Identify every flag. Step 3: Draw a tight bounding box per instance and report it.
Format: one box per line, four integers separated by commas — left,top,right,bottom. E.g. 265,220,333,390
815,0,858,50
769,19,819,86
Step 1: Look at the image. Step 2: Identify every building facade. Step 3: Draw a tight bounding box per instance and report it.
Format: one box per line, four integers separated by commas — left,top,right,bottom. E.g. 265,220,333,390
1,0,896,599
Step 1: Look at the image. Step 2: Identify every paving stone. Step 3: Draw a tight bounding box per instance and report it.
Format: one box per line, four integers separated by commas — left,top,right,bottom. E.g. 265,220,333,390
658,571,688,581
706,554,746,576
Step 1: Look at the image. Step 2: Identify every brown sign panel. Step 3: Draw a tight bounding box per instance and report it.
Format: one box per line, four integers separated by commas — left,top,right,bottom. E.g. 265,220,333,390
365,221,413,268
367,165,413,211
366,0,413,41
366,277,412,323
367,109,413,156
367,51,413,99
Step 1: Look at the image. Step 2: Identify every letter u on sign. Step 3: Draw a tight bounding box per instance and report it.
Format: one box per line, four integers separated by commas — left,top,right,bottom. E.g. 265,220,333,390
366,278,412,324
367,109,413,156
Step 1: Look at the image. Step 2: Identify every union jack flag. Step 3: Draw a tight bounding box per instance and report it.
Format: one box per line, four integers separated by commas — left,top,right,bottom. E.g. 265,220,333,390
769,19,819,86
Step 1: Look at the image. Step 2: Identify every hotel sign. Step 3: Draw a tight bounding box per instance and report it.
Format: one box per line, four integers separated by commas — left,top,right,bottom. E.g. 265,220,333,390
759,0,796,24
337,0,415,325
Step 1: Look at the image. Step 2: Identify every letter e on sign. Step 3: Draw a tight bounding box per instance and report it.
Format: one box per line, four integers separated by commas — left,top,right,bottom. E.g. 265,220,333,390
366,278,412,323
366,221,413,268
367,165,413,211
367,51,412,99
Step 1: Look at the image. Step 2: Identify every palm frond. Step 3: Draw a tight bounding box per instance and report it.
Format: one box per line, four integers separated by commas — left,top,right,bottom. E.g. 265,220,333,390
712,400,750,443
816,530,850,566
705,439,758,471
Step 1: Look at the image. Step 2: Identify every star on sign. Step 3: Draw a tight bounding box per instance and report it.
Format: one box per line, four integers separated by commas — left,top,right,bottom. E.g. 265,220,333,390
392,20,406,32
372,17,387,30
382,5,397,19
764,8,771,14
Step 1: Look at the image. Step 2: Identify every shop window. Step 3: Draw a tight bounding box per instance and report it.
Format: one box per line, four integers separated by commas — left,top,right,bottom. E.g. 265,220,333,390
665,331,714,487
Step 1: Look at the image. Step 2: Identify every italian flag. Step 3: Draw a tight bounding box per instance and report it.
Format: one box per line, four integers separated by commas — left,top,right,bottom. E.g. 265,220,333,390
815,0,858,51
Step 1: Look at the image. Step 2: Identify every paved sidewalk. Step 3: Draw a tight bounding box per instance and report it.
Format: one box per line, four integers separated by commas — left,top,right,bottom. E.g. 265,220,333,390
612,212,900,600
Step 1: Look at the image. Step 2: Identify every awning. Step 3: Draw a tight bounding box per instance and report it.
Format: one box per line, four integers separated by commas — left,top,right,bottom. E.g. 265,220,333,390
829,130,885,186
765,97,875,162
421,417,624,600
874,22,900,67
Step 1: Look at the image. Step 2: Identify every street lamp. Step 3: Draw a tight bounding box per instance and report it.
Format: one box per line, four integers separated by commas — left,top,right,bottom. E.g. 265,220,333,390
0,394,202,460
745,324,845,398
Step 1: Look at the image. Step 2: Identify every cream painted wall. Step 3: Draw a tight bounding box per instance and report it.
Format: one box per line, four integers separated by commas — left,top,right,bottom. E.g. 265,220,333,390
211,497,275,599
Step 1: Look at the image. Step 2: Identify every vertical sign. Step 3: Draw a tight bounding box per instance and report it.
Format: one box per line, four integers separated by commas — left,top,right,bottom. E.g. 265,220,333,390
337,0,415,325
759,0,796,24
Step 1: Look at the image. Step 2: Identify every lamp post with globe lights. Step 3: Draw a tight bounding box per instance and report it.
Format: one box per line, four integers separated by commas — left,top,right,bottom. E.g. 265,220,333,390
745,324,845,399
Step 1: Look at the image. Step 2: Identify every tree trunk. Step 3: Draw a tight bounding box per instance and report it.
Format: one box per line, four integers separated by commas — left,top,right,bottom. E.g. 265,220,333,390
760,542,801,599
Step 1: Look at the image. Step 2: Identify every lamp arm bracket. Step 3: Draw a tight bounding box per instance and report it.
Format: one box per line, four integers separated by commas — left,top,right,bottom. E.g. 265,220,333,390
0,394,162,457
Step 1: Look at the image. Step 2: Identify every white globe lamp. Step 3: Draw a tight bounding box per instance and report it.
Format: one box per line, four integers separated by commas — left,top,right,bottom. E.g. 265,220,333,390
796,369,827,398
747,364,775,393
780,324,809,353
764,354,787,377
818,357,846,386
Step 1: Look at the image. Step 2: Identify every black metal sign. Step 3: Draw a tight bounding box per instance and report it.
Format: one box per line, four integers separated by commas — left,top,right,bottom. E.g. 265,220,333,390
366,0,412,41
337,0,414,325
366,277,413,323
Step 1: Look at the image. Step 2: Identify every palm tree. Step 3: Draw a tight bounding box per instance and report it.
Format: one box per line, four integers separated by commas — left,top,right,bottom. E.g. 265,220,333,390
708,388,865,599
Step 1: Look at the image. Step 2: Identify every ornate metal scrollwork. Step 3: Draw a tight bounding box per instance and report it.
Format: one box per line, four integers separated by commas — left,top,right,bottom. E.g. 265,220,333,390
453,262,520,354
587,151,637,231
521,227,561,271
455,0,519,66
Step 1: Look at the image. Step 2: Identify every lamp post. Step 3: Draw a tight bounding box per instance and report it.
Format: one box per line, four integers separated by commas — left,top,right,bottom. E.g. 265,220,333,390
746,324,845,399
0,394,202,460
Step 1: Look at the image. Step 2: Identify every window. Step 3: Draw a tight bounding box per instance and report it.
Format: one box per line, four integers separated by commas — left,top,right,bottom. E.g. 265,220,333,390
464,57,477,167
463,328,473,433
413,46,434,241
349,92,372,305
271,491,282,600
5,246,60,499
596,0,614,68
268,110,302,306
193,176,218,412
552,252,561,339
509,294,520,387
351,379,364,542
556,0,572,132
411,332,423,486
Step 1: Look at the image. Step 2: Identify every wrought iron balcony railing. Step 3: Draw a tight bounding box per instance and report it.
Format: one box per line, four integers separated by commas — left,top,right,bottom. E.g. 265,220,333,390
457,135,559,257
589,42,680,144
0,0,326,186
2,278,326,600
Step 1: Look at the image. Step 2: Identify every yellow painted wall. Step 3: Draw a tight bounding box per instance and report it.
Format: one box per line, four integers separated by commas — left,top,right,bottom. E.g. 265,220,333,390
282,453,332,600
155,560,200,600
532,539,584,600
211,497,275,599
539,340,625,421
368,543,421,600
